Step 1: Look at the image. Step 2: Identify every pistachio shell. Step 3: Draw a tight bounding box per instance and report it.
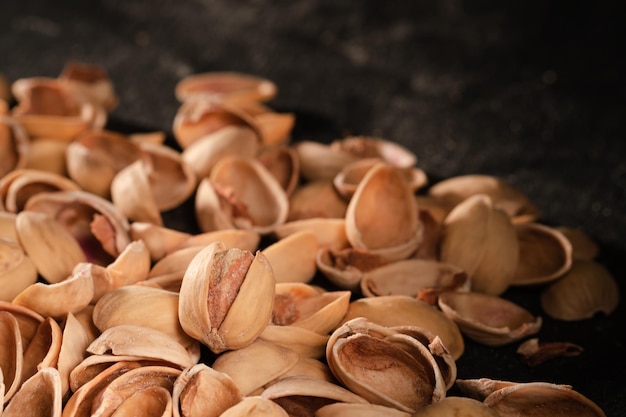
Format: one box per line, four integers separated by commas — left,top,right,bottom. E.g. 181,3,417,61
22,317,63,387
344,296,464,360
512,222,573,285
438,292,542,347
326,318,446,413
219,396,289,417
212,340,299,396
2,367,62,417
24,138,69,175
0,236,38,301
330,136,417,168
0,310,24,403
259,325,329,359
345,162,422,261
175,71,277,103
0,115,29,179
104,239,151,290
12,265,94,319
316,246,389,290
294,141,360,182
15,210,87,284
93,285,194,349
360,259,468,298
440,194,519,295
288,180,348,221
556,227,600,261
257,145,299,196
428,174,540,224
65,129,141,198
483,381,607,417
178,242,276,353
411,396,499,417
172,363,243,417
254,111,295,146
57,313,91,396
110,157,163,225
58,61,118,110
540,260,620,321
0,169,81,213
87,325,197,369
262,231,319,283
24,190,131,262
173,99,260,149
274,218,350,251
316,403,411,417
182,125,260,180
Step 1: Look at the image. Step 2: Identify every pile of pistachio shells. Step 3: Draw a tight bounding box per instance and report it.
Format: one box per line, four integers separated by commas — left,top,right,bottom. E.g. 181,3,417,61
0,62,619,416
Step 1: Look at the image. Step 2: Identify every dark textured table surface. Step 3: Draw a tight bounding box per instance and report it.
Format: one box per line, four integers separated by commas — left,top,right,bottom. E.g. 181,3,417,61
1,0,624,415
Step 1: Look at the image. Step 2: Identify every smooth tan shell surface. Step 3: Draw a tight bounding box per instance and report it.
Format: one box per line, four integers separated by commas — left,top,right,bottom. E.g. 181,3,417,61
439,194,519,295
330,136,418,168
257,145,300,196
540,260,620,321
438,292,542,347
0,236,38,301
287,180,347,221
316,402,411,417
219,396,289,417
411,396,499,417
175,71,277,103
0,169,81,213
0,116,29,179
2,367,62,417
262,230,318,283
274,218,349,252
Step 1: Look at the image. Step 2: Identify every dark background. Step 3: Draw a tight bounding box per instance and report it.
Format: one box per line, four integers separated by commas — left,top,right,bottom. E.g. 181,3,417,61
1,0,624,415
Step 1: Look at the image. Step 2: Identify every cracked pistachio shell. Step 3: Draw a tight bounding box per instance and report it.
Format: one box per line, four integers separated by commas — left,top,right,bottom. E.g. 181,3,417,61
0,300,45,349
11,77,105,141
182,125,260,180
287,180,347,221
334,157,427,200
294,141,360,182
15,210,87,284
316,246,390,290
212,340,299,396
360,259,468,298
24,190,131,262
2,367,62,417
220,396,288,417
262,230,319,284
172,363,243,417
0,169,81,213
326,318,447,413
0,115,29,178
344,295,464,360
175,71,277,103
58,61,119,111
0,236,38,301
21,317,63,389
272,283,351,335
440,193,519,295
93,284,194,349
178,241,276,353
411,397,499,417
65,129,141,198
428,174,540,224
24,138,69,175
0,310,24,403
437,292,542,347
173,99,260,149
57,313,92,397
87,325,197,370
330,136,418,168
259,324,329,359
254,111,295,146
540,260,620,321
257,145,299,195
345,162,423,261
12,263,94,319
512,222,573,285
274,218,349,251
89,365,181,417
483,381,607,417
196,156,289,234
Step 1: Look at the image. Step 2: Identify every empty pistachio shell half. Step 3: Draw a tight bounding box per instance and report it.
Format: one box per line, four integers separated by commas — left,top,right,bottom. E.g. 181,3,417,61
557,226,600,261
58,61,119,110
344,295,465,360
257,145,300,196
540,260,620,321
440,193,519,295
316,246,390,290
438,292,542,347
428,174,540,224
512,222,573,285
172,363,243,417
178,241,276,353
346,162,423,261
0,115,29,179
2,367,62,417
219,396,288,417
316,402,411,417
331,136,418,168
326,317,447,413
287,180,348,221
275,218,349,251
294,141,360,182
0,236,38,301
483,381,607,417
175,71,277,103
411,396,499,417
262,230,319,283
